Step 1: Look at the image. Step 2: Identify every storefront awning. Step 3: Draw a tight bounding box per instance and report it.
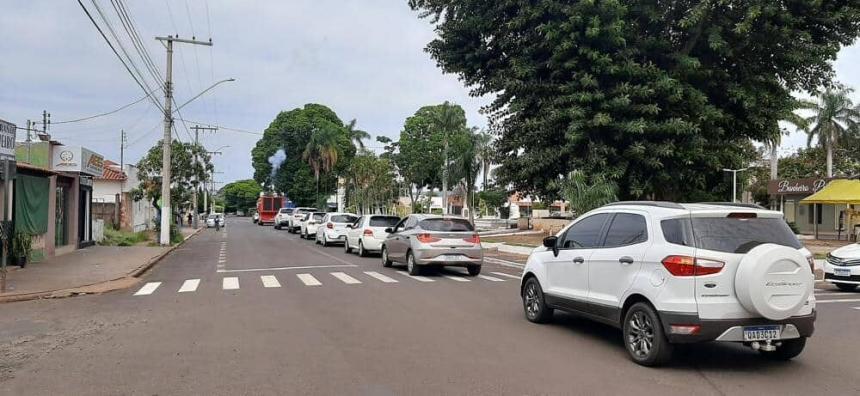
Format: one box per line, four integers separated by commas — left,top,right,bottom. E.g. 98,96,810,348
800,179,860,205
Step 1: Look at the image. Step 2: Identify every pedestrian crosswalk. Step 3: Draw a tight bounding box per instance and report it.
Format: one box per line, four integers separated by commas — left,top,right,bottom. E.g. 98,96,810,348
133,269,514,297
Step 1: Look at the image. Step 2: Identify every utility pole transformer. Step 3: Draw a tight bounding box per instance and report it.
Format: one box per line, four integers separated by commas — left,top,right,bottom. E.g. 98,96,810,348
191,125,217,228
155,35,212,245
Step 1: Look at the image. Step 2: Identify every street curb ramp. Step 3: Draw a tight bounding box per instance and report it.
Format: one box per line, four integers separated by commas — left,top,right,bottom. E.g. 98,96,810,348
0,227,204,304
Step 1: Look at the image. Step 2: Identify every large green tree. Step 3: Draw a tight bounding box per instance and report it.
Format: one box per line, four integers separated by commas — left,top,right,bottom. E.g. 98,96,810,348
395,103,468,210
135,140,213,215
410,0,860,200
222,179,263,213
251,104,355,206
344,150,397,214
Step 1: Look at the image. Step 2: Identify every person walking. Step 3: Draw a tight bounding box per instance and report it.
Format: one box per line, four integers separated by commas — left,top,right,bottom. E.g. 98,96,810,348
187,212,193,228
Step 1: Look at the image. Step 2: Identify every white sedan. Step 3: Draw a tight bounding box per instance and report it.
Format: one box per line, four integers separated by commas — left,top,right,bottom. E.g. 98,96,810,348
315,212,358,247
344,215,400,256
823,242,860,291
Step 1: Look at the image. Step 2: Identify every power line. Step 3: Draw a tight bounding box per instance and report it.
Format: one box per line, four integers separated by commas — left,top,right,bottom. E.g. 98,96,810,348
89,0,162,108
111,0,166,89
77,0,165,115
177,118,262,135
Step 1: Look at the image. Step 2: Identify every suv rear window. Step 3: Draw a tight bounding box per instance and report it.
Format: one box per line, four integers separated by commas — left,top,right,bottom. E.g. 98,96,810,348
370,216,400,227
279,208,293,214
418,218,474,232
661,216,801,253
331,215,358,223
312,213,326,221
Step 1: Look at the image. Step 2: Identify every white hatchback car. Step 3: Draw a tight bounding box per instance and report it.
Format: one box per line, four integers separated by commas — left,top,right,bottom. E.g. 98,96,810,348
344,214,400,256
521,202,815,366
300,212,327,239
823,242,860,291
315,212,358,246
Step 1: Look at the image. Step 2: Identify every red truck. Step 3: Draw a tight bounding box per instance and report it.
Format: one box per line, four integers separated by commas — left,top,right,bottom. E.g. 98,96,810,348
256,194,286,226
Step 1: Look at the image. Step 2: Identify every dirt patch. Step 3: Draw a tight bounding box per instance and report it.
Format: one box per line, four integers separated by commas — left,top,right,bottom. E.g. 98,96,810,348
483,233,548,247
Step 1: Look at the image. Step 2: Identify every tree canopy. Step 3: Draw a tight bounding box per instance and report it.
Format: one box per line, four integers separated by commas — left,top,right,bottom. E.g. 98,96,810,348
135,140,212,211
251,104,355,206
410,0,860,200
222,179,263,213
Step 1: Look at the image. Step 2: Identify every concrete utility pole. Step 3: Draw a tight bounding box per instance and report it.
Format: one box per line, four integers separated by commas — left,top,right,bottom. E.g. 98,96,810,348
155,35,212,245
723,168,749,203
118,129,127,227
190,125,217,228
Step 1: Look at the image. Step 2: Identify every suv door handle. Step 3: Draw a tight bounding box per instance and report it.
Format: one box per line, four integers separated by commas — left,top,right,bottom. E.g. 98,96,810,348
619,256,634,264
573,257,585,264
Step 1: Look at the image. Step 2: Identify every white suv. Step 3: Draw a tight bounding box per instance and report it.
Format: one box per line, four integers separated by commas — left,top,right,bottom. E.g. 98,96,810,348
520,202,815,366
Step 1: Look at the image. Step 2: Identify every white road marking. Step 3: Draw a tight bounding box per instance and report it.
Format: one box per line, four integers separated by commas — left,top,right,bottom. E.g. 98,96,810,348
815,298,860,304
217,264,355,273
477,274,505,282
297,273,322,286
332,272,362,284
222,277,240,290
364,271,398,283
261,275,281,288
178,279,200,293
482,256,525,269
853,307,860,310
443,275,471,282
395,270,434,282
134,282,161,296
490,271,522,280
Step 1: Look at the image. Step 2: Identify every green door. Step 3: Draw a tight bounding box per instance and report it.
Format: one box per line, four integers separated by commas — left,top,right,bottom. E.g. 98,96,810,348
55,186,67,246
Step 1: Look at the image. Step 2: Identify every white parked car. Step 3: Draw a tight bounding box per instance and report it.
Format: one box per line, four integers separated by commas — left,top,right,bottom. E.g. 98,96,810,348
344,214,400,256
288,207,317,233
520,202,815,366
300,212,327,239
823,242,860,291
315,212,358,246
273,208,293,230
206,213,225,228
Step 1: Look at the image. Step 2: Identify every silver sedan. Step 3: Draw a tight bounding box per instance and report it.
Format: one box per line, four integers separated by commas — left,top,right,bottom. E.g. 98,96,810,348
380,214,482,276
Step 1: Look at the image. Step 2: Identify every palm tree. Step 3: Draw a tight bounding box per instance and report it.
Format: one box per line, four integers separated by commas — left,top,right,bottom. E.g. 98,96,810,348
302,126,343,199
763,99,812,180
449,129,483,223
429,101,465,214
554,170,618,215
804,86,860,177
474,130,493,190
344,119,371,149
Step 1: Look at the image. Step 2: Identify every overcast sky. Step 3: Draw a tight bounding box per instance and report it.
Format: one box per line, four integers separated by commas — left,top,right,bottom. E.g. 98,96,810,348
1,1,857,184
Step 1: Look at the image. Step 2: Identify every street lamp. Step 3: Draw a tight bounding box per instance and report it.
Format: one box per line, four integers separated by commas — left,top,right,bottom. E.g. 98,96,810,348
173,78,236,113
723,168,749,203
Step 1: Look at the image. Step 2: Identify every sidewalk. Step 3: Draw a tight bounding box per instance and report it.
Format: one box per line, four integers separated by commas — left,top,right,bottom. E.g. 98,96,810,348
0,227,201,302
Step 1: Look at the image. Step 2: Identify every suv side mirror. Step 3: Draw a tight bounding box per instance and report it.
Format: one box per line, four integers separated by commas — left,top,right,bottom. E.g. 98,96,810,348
543,236,559,257
384,227,394,233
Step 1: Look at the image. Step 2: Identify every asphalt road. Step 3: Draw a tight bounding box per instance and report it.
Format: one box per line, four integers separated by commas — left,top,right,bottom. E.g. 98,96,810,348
2,218,860,395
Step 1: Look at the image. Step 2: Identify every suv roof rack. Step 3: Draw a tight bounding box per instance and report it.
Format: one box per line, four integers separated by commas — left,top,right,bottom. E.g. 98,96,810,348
603,201,684,209
694,202,766,210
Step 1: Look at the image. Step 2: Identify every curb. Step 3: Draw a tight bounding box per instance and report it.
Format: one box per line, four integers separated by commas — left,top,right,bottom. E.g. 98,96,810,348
0,227,203,304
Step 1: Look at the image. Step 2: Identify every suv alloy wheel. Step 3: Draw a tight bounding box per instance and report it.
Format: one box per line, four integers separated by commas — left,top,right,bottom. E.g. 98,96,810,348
407,251,421,275
522,277,553,323
622,302,673,366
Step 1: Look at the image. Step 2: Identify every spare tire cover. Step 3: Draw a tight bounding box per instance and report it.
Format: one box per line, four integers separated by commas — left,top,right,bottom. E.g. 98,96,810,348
735,243,812,320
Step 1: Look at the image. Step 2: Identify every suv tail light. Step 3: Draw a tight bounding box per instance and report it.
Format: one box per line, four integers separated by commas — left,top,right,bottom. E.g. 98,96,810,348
463,234,480,244
661,255,725,277
363,229,374,237
416,233,441,243
326,222,333,229
806,255,815,274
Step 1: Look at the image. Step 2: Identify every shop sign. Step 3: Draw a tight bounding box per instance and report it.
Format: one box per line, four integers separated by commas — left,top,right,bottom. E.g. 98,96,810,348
0,119,16,160
767,177,830,195
52,146,104,176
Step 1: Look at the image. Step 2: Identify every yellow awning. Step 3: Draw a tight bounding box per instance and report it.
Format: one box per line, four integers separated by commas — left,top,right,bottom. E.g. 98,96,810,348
800,179,860,205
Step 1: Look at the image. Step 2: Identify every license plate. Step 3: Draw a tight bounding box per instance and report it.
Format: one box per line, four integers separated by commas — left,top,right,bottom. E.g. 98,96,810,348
743,326,781,341
835,268,851,277
439,255,463,262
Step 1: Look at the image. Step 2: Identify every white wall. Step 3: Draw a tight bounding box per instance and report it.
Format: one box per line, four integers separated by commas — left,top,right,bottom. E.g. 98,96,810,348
93,180,122,203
